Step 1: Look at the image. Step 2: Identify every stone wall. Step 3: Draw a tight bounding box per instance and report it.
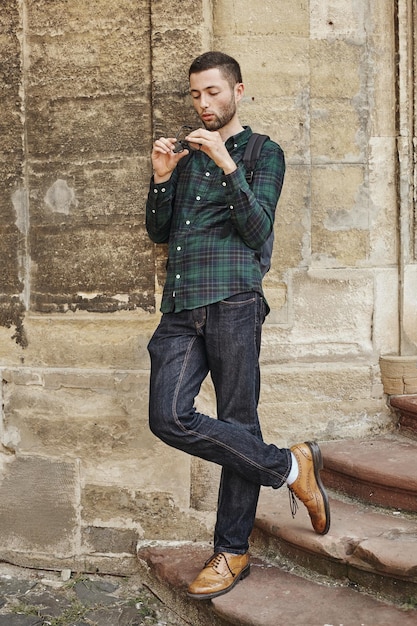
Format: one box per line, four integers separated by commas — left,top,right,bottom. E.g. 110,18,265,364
0,0,416,573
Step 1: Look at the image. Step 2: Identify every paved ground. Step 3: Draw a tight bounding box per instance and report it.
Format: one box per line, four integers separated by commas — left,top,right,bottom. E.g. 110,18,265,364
0,562,189,626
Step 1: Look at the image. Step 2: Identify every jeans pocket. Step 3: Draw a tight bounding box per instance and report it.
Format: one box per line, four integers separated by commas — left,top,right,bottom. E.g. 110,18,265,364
220,292,256,305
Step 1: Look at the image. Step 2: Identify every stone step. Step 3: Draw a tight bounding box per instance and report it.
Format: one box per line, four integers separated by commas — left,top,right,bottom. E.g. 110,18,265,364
137,543,417,626
252,485,417,604
320,435,417,511
390,394,417,438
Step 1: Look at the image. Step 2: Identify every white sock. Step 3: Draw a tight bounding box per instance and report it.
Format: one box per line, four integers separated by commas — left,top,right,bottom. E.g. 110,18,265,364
286,453,299,485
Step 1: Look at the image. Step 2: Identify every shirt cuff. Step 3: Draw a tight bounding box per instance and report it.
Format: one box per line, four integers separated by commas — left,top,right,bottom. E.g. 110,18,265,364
150,176,172,195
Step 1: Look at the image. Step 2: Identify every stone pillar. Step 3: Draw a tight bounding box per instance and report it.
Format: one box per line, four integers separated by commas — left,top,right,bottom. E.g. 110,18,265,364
0,0,26,348
396,0,417,354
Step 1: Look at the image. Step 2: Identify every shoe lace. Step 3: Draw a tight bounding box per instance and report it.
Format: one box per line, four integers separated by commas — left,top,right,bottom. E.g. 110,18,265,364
288,486,299,518
205,552,235,578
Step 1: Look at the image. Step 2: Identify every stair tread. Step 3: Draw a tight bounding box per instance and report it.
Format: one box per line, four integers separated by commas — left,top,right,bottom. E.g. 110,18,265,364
137,543,416,626
320,436,417,490
255,487,417,580
391,394,417,413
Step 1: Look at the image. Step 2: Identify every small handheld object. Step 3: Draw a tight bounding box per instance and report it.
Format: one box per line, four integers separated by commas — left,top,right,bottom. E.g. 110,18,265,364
172,125,196,153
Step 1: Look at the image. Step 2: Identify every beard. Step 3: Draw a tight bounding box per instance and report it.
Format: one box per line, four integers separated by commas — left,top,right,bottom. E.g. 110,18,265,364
201,94,237,131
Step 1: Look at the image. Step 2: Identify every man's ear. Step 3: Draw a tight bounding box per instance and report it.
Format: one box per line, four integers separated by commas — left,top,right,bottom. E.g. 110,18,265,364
235,82,244,102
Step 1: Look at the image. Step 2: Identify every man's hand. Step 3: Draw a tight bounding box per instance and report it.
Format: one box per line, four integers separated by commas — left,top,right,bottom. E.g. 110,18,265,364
151,137,189,183
185,129,237,174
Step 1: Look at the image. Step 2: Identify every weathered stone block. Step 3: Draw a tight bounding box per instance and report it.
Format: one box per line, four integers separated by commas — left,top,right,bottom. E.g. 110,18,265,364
310,98,364,163
261,363,378,405
0,455,78,556
311,165,368,265
374,269,399,356
368,137,397,266
310,0,367,42
403,265,417,351
259,398,391,446
0,297,27,349
82,526,138,555
0,94,23,158
21,314,156,368
0,230,21,291
261,269,375,360
310,40,362,99
81,484,211,542
262,280,287,324
0,161,25,229
151,0,208,29
272,166,310,271
30,226,154,312
368,33,396,137
258,362,389,445
29,157,149,225
0,326,23,364
2,368,151,459
214,0,309,37
26,94,149,160
291,269,374,355
28,30,150,97
190,456,221,512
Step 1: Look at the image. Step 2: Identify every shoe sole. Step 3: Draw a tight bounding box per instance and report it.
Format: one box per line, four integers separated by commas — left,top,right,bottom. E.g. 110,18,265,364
306,440,331,535
187,563,251,601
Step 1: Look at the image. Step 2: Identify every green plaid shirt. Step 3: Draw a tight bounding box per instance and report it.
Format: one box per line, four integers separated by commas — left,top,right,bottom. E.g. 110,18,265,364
146,127,285,313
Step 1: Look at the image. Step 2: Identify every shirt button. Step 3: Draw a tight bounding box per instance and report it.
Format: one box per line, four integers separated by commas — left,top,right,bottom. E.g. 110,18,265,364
222,181,227,187
205,172,210,177
176,274,181,279
177,246,181,251
229,205,234,210
153,188,158,193
152,209,156,213
185,220,190,225
161,187,166,192
196,196,201,201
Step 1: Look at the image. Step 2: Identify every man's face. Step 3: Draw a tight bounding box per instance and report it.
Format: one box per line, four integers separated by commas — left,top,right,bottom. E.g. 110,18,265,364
189,67,242,131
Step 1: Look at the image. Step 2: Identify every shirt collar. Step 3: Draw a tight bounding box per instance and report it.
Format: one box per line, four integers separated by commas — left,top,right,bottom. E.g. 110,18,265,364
225,126,252,151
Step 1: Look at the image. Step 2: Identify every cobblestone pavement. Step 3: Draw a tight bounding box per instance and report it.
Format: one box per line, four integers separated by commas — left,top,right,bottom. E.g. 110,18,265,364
0,563,189,626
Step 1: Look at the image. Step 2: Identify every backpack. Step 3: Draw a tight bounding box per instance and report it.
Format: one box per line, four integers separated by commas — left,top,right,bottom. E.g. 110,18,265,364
242,133,274,276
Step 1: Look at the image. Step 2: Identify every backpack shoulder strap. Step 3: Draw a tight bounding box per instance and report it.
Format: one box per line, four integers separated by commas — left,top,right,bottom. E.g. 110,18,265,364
242,133,270,184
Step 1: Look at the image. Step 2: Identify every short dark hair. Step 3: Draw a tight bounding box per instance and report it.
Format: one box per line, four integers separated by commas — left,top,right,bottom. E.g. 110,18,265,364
189,51,242,87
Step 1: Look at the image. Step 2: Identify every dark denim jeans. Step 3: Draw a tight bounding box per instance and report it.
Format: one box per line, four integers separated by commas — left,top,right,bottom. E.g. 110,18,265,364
147,292,291,554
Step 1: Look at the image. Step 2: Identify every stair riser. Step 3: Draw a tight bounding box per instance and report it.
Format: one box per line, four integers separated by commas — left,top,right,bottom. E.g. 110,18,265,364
321,470,417,513
250,527,348,580
398,413,417,438
390,395,417,438
348,566,417,606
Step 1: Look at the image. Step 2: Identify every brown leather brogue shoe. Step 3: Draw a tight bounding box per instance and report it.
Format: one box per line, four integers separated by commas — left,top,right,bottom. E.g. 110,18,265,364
288,441,330,535
187,552,250,600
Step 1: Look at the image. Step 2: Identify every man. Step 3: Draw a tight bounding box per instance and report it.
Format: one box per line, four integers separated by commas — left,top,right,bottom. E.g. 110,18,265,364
146,51,330,601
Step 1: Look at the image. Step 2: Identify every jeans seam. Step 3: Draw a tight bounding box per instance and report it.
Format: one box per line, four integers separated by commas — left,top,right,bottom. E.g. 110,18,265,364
171,334,288,486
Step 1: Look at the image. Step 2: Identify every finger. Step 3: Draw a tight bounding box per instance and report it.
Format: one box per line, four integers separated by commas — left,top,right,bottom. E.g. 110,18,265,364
187,141,203,151
185,128,211,141
154,138,176,153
